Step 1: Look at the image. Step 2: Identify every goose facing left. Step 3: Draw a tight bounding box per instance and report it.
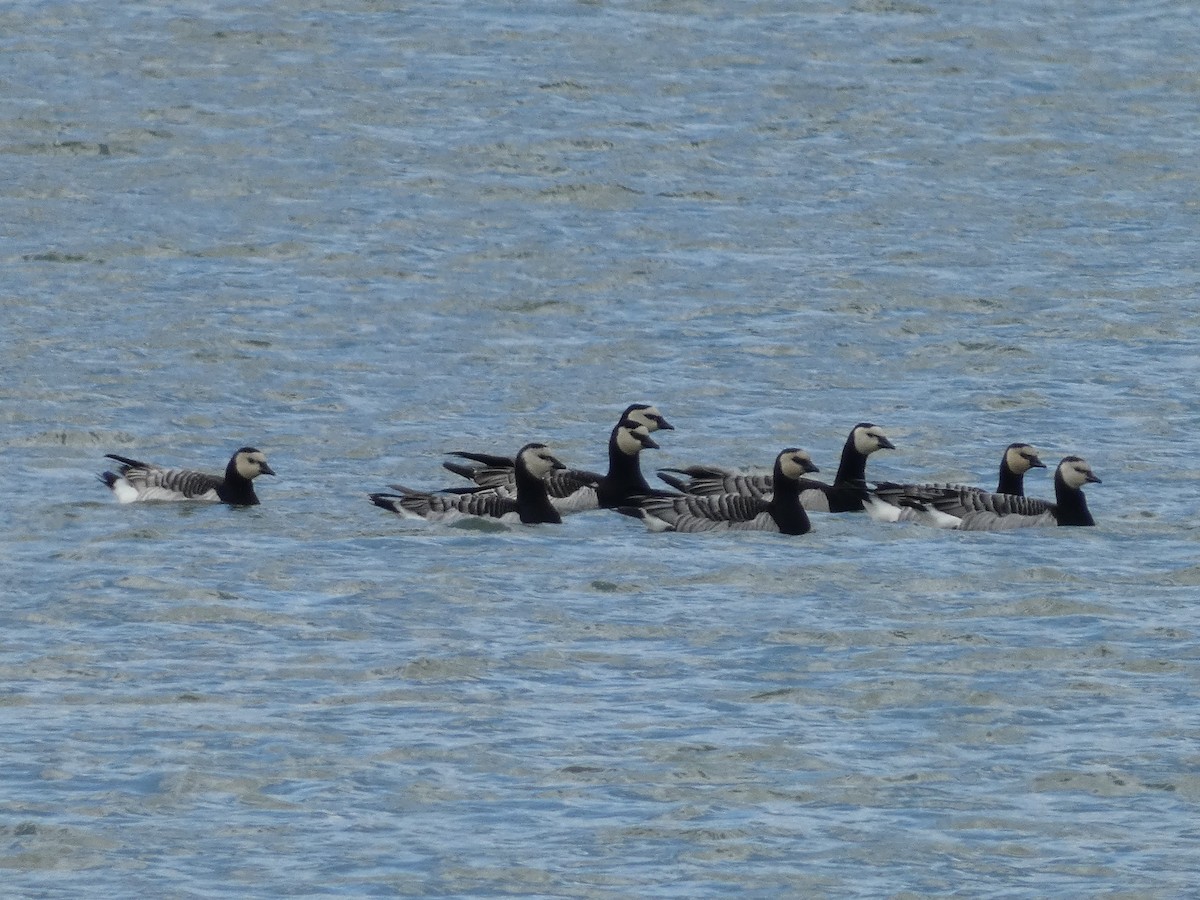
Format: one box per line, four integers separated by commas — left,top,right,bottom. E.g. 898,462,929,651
99,447,275,505
369,442,566,525
619,448,819,534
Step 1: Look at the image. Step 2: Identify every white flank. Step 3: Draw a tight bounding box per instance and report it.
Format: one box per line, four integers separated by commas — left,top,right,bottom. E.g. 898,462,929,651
911,504,965,529
862,495,903,523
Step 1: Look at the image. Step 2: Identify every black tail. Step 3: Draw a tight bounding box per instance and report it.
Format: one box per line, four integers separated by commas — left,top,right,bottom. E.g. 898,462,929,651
104,453,146,469
446,450,514,467
442,460,481,480
368,492,404,513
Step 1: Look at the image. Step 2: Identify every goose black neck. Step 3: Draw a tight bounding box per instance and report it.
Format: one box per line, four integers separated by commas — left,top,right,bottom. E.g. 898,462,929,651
995,459,1025,496
768,466,812,536
1053,472,1094,527
835,433,867,484
515,462,561,524
218,458,259,506
598,427,652,506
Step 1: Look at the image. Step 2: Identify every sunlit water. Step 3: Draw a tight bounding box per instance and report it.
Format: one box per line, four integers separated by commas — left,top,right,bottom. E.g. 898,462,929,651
3,0,1200,895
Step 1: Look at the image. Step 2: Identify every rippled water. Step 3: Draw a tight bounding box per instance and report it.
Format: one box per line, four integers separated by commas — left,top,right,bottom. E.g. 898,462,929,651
3,0,1200,895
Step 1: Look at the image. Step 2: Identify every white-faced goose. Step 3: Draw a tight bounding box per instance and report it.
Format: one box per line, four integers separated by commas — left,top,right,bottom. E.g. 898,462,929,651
444,413,670,513
894,456,1101,530
99,447,275,506
370,442,566,525
658,422,893,513
620,448,819,534
867,442,1046,522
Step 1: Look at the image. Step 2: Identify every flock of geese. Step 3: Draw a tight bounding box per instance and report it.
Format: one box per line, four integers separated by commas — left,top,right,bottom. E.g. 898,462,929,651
98,403,1102,534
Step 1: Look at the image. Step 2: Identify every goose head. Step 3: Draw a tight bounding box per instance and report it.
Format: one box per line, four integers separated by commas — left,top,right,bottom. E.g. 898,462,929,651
851,423,895,455
1057,456,1101,490
1005,443,1046,475
614,421,660,456
623,403,675,432
776,448,820,482
234,447,275,480
518,443,567,479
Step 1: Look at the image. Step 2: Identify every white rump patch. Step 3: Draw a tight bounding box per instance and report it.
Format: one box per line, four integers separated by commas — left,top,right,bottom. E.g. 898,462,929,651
110,478,141,504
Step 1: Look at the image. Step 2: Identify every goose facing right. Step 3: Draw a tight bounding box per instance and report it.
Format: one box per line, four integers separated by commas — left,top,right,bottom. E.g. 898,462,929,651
620,448,819,534
369,442,566,525
443,403,673,495
898,456,1101,530
444,417,666,513
868,442,1046,522
658,422,894,513
99,447,275,505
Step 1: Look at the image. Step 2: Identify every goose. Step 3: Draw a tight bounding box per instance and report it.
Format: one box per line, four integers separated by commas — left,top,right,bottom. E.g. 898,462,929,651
99,447,275,505
895,456,1101,530
444,417,667,513
443,403,673,490
658,422,894,513
369,442,566,524
866,442,1046,522
619,448,819,534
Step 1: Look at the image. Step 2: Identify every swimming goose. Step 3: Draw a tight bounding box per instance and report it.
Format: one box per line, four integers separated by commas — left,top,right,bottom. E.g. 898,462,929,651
443,403,673,488
658,422,894,513
620,448,819,534
896,456,1101,530
369,442,566,524
444,417,667,513
867,442,1046,522
99,447,275,505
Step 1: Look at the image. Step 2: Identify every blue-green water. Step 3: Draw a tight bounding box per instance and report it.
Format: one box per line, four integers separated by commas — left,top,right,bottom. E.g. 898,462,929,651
3,1,1199,895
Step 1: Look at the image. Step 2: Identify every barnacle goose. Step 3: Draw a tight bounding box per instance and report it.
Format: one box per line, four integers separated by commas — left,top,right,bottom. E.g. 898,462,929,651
658,422,894,513
369,442,566,524
866,442,1046,522
619,448,819,534
444,416,668,514
896,456,1101,530
99,447,275,505
443,403,672,487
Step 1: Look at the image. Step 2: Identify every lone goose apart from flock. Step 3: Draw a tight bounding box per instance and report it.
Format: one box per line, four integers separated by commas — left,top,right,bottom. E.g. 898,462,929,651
99,447,275,505
896,456,1101,530
658,422,894,513
620,448,820,534
444,413,670,513
868,442,1046,522
370,442,566,524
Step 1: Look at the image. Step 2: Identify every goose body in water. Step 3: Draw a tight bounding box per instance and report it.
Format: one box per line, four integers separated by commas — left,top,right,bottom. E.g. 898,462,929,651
891,456,1101,530
444,415,668,513
620,448,819,534
867,442,1046,522
99,447,275,505
370,443,566,525
658,423,893,513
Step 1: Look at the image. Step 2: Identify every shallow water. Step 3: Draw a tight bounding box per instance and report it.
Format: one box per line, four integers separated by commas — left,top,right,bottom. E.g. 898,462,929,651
3,0,1200,896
